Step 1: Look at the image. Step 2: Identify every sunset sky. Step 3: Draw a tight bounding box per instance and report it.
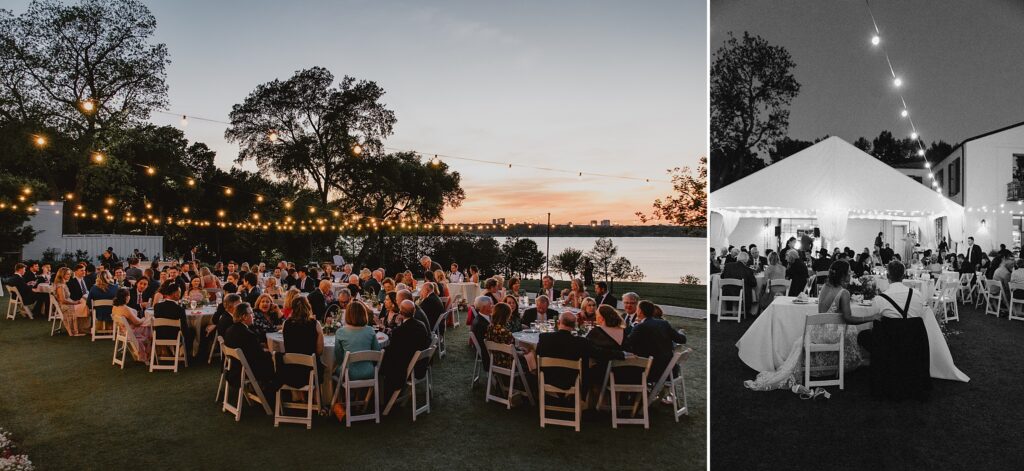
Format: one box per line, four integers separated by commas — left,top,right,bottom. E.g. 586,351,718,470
1,0,707,225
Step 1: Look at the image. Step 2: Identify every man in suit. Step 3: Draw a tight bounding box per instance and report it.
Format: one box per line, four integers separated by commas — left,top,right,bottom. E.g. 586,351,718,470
153,281,194,364
624,300,687,383
83,263,97,289
747,244,768,269
239,272,261,306
539,275,560,301
418,282,446,333
419,256,443,279
380,300,432,400
7,263,38,311
521,295,559,326
594,281,618,308
293,267,315,293
206,293,242,341
721,252,758,315
362,269,383,296
470,296,493,370
966,236,983,266
536,311,627,391
223,273,239,294
621,292,641,327
223,302,276,388
881,243,895,265
785,250,810,296
397,289,431,330
307,279,333,322
188,246,201,265
125,258,144,282
165,266,186,297
128,277,153,313
178,262,197,286
67,264,89,301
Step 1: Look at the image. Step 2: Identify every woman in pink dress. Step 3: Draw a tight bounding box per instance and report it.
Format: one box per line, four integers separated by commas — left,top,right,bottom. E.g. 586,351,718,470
112,288,152,362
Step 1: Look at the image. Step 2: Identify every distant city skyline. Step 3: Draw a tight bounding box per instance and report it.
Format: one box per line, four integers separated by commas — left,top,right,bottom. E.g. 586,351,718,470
1,0,706,225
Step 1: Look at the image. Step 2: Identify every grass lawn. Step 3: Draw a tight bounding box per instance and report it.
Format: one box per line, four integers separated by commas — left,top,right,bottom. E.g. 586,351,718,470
519,279,705,310
710,303,1020,470
0,297,706,470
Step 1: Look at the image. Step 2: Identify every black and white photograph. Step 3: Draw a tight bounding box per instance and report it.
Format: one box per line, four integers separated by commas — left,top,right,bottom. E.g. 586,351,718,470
709,0,1024,469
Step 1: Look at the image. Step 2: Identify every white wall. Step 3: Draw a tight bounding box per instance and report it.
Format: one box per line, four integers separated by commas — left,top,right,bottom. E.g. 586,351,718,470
962,124,1024,251
20,202,64,260
19,200,163,262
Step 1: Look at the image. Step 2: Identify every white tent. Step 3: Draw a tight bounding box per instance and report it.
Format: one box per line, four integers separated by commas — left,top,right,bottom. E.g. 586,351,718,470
710,136,964,251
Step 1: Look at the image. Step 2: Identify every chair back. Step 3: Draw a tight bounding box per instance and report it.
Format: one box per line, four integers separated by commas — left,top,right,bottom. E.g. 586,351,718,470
281,352,317,368
152,317,181,329
407,346,436,379
341,350,383,382
608,356,653,384
718,279,744,298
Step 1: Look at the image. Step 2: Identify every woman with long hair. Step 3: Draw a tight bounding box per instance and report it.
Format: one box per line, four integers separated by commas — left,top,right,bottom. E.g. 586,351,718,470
281,287,301,320
278,296,324,388
502,294,523,332
111,287,152,361
54,267,88,335
565,278,589,309
186,277,206,303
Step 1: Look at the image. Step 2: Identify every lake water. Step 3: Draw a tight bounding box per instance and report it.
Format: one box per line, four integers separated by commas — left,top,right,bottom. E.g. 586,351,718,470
524,237,705,284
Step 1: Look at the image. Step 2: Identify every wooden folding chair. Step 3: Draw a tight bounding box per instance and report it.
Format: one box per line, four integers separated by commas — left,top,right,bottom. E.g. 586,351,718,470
214,337,228,403
717,279,744,322
484,341,535,409
383,346,437,421
208,333,224,364
221,346,273,421
812,271,830,296
538,357,582,432
647,347,693,422
90,299,115,341
275,353,321,429
935,281,960,322
149,318,188,372
984,279,1005,318
803,313,846,390
330,350,384,427
596,356,653,429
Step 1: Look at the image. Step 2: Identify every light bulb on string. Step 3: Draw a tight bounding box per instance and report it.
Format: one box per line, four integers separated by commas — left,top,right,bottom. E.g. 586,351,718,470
911,132,918,140
900,109,909,118
352,144,363,156
431,155,440,166
893,77,902,87
224,188,233,196
180,115,188,127
145,166,156,176
871,35,880,46
79,99,96,113
256,195,264,203
924,162,931,169
186,178,195,187
33,135,47,147
92,151,105,163
268,131,279,142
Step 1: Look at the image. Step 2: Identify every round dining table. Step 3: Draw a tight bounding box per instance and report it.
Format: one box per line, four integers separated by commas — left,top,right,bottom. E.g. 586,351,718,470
144,304,217,357
266,329,389,401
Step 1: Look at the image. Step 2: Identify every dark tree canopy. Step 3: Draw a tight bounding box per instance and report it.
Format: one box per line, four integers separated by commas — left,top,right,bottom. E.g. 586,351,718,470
711,32,800,191
225,67,397,205
637,156,707,227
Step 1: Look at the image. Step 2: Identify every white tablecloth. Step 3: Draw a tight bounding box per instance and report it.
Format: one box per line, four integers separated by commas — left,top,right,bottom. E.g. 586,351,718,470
448,282,481,303
265,330,389,374
710,273,766,315
736,296,969,382
145,305,216,356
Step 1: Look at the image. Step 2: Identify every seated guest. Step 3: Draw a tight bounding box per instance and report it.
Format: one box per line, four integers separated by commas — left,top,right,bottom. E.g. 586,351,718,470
88,271,119,328
470,296,494,369
248,293,279,338
207,293,242,341
926,256,943,275
358,268,373,290
484,303,520,371
212,262,225,280
264,276,283,299
54,267,88,335
985,252,1001,281
521,295,559,326
433,270,450,298
153,281,194,363
113,267,129,288
577,297,598,324
502,295,524,332
200,267,221,290
346,274,362,297
321,264,337,282
586,305,627,394
721,252,757,314
380,300,432,400
294,267,316,293
333,301,381,379
624,300,687,383
185,277,206,303
378,277,395,303
125,258,144,282
8,263,39,311
506,277,522,298
128,276,153,313
994,256,1014,306
763,252,786,282
620,292,641,327
594,281,618,308
378,291,402,329
483,277,501,304
418,282,446,333
539,275,560,301
277,296,325,389
283,268,298,290
536,311,626,391
224,302,276,389
254,293,283,327
747,244,768,269
335,288,353,315
785,250,810,296
223,273,239,295
239,272,262,306
111,288,152,362
68,263,90,302
307,280,334,322
281,288,301,320
401,271,417,290
397,289,431,330
363,269,383,296
564,278,588,309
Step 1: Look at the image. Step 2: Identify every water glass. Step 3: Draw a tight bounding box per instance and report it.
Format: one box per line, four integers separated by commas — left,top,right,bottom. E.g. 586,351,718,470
190,300,197,310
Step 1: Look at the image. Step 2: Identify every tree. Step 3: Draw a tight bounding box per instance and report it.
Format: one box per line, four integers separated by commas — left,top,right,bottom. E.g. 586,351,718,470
225,67,396,205
500,237,546,279
637,155,706,227
711,32,800,190
0,0,169,204
586,237,644,288
853,137,872,153
550,247,585,278
0,175,43,262
611,257,645,282
768,136,815,164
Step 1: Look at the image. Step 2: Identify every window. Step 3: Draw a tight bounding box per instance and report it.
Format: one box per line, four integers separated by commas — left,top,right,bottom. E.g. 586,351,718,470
910,175,923,184
936,169,944,191
948,158,961,196
1014,215,1024,251
1014,154,1024,181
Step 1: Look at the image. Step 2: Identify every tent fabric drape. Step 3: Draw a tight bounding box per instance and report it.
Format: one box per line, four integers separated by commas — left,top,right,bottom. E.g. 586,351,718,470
719,210,741,248
817,209,848,247
917,216,936,249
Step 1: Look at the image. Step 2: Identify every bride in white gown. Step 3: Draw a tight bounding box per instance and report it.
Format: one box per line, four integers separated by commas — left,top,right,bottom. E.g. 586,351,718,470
745,260,881,391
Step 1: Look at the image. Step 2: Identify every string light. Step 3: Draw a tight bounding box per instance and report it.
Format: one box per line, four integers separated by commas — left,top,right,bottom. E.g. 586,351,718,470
92,152,105,163
268,131,279,142
186,178,196,187
33,135,47,147
352,144,363,156
145,166,156,175
256,195,264,203
900,109,908,118
180,115,188,127
431,155,440,166
224,188,233,196
893,77,902,87
871,35,880,45
79,99,96,113
65,193,74,200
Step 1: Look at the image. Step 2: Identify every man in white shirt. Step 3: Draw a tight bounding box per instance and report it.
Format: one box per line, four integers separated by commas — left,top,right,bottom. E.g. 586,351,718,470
448,263,465,283
875,279,926,319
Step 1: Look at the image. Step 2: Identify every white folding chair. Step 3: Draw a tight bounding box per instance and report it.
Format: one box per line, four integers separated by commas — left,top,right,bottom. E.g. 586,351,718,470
984,279,1005,318
957,273,975,305
538,356,582,432
432,308,453,360
208,334,224,364
973,272,987,309
48,292,64,336
935,281,960,322
90,299,115,341
468,333,484,388
484,341,534,409
383,346,437,421
648,347,692,422
149,318,188,372
803,313,846,390
812,271,829,296
5,285,34,320
716,279,744,323
596,356,653,429
767,279,791,297
330,350,384,427
274,353,321,429
214,337,228,403
1009,282,1024,322
221,346,273,421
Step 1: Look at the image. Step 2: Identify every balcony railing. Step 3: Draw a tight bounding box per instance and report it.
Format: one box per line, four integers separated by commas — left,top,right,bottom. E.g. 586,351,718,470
1009,180,1024,201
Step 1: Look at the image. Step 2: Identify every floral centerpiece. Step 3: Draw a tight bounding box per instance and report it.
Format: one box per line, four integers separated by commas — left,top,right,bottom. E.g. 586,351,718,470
847,275,878,300
0,427,34,470
323,316,342,335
